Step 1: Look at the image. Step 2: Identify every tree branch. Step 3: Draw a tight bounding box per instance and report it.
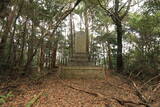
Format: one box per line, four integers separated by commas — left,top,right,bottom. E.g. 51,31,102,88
97,0,112,16
51,0,82,35
131,80,149,104
115,0,119,14
142,73,160,88
97,0,121,23
120,0,132,20
118,1,128,13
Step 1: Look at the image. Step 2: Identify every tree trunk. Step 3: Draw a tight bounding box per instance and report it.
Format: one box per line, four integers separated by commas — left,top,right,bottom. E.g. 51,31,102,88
107,43,113,69
24,23,35,71
69,13,73,56
102,43,107,70
116,22,123,72
0,0,10,18
38,39,44,72
24,49,38,71
98,0,131,72
84,7,89,54
19,18,28,66
51,45,57,69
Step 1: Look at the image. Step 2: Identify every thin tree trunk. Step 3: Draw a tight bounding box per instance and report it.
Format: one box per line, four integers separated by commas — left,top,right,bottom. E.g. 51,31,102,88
102,43,107,70
19,18,28,66
72,18,76,53
24,49,38,71
84,7,89,54
51,42,58,69
38,39,44,72
69,13,73,56
24,23,35,71
107,43,113,69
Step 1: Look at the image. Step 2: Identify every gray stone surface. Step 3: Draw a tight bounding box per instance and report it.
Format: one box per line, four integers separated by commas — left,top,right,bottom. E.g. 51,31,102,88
74,31,87,53
69,31,94,66
59,66,105,79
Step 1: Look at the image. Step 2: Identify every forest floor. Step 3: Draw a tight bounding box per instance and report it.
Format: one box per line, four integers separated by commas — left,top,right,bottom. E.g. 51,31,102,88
0,71,160,107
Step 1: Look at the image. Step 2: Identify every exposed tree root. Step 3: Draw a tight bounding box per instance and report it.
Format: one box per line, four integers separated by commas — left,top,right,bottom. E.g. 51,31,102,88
131,81,149,103
66,84,107,98
153,82,160,92
131,80,160,107
66,84,152,107
56,74,160,107
113,98,151,107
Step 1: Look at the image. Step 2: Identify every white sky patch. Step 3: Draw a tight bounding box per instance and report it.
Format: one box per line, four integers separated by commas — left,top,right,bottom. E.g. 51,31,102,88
73,14,85,31
62,13,85,37
123,41,135,53
108,25,115,31
130,0,145,13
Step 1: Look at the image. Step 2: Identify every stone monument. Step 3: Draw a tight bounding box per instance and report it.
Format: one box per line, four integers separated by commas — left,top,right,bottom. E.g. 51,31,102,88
59,31,104,79
69,31,93,66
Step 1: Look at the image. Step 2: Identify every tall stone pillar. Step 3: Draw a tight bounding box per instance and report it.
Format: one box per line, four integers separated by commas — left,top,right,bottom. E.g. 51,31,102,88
69,31,94,66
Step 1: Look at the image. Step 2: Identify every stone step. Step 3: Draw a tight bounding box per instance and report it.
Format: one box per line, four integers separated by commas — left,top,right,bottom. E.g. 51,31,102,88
68,61,95,66
61,66,103,70
70,57,89,62
71,55,88,59
72,53,88,57
58,65,105,79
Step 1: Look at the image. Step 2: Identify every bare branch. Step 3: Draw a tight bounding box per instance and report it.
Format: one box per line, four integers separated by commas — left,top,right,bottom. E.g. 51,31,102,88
97,0,122,23
97,0,112,16
118,1,128,13
142,73,160,88
131,81,149,104
153,82,160,92
130,0,145,7
113,97,150,107
120,0,132,20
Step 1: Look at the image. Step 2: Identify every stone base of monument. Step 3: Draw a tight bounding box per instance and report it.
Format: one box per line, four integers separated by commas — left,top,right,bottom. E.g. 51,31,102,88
68,53,95,66
58,66,105,79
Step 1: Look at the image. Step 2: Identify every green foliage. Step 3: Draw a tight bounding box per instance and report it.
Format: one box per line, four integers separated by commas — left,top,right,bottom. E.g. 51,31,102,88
0,92,14,105
124,15,160,73
129,13,160,35
143,0,160,14
123,8,160,75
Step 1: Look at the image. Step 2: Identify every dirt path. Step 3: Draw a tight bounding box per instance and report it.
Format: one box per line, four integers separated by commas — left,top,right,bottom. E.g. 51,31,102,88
1,73,158,107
